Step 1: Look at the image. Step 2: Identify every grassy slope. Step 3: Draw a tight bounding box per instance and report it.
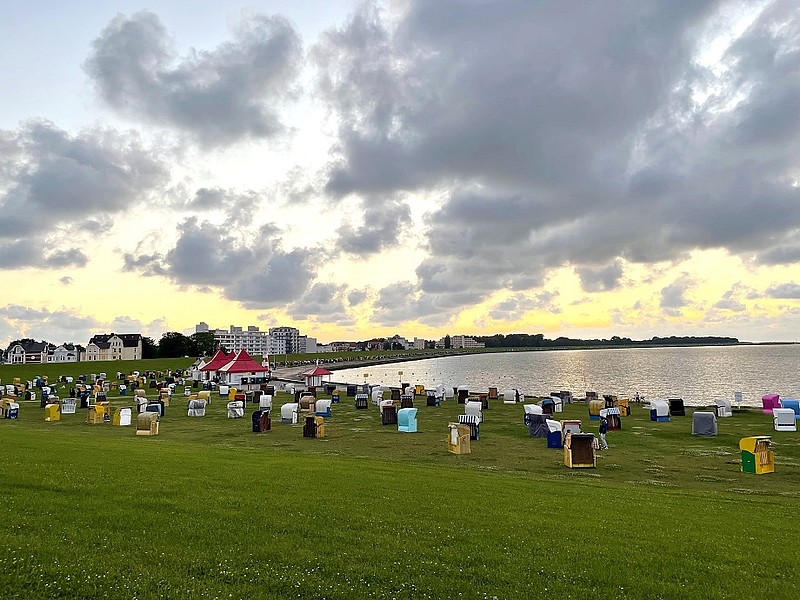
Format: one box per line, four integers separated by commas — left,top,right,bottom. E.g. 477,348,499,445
1,388,799,599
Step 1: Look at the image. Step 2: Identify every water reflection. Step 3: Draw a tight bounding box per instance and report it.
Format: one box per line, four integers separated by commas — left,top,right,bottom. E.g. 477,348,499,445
334,345,800,406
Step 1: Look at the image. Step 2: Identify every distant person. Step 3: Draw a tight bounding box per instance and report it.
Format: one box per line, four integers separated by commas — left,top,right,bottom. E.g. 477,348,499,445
599,415,609,450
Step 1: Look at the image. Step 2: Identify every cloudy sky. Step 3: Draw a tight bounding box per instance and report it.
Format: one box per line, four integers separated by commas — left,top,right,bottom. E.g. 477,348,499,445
1,0,799,346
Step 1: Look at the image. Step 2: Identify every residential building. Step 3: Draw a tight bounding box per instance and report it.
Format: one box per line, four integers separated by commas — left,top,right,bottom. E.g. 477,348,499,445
48,343,82,363
386,334,410,350
202,324,270,356
269,326,301,355
6,340,50,364
449,335,485,349
86,334,143,361
329,341,357,352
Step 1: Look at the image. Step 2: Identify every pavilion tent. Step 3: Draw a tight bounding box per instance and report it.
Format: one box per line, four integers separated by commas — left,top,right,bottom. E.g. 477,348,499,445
302,366,333,388
198,349,234,381
217,350,270,385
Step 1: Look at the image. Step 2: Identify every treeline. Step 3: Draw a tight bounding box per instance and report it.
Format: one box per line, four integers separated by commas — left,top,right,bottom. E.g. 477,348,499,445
142,332,219,359
474,333,740,348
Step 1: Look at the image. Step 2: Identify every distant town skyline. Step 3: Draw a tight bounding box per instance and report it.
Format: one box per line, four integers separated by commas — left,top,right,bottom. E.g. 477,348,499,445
1,1,799,346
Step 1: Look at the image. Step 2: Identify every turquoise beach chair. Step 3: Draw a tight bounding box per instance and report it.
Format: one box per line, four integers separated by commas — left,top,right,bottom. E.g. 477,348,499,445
398,408,418,433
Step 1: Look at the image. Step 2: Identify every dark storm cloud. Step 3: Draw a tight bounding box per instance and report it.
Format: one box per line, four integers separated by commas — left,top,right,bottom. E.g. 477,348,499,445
371,279,472,327
660,276,694,313
85,11,302,146
575,260,625,293
0,120,167,268
347,289,368,305
0,240,88,271
123,217,319,308
713,284,750,312
335,197,412,255
288,283,354,324
488,291,561,321
765,282,800,299
314,1,800,314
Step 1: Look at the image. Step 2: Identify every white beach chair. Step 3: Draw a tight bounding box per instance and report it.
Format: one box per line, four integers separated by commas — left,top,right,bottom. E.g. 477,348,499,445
281,402,298,424
714,398,732,418
188,399,206,417
227,401,244,419
773,408,797,432
465,400,483,423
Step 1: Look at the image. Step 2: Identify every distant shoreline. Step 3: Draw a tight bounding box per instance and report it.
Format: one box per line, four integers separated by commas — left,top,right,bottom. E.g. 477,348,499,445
271,342,797,382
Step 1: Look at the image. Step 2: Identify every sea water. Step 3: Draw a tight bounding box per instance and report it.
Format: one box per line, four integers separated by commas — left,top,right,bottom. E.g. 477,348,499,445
333,344,800,406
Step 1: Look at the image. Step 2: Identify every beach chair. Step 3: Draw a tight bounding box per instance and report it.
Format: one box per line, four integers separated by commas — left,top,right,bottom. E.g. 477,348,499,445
371,388,384,405
564,432,596,468
381,404,398,425
188,399,206,417
136,412,159,436
780,399,800,419
259,394,273,413
113,407,132,426
61,398,77,414
546,419,563,448
44,403,60,422
739,436,774,474
303,415,325,438
527,414,548,438
280,402,298,424
448,422,471,454
458,414,480,440
714,398,732,418
465,400,483,423
4,401,19,419
252,409,271,432
762,394,781,414
315,399,332,418
650,400,670,422
773,408,796,432
668,398,685,416
227,401,244,419
523,403,542,425
398,408,418,433
692,412,717,436
502,389,518,404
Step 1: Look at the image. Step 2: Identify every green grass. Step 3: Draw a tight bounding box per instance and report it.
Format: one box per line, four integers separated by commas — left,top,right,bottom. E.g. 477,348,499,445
1,392,799,599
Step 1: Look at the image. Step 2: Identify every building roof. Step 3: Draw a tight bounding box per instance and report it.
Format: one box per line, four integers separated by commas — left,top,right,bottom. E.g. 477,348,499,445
218,350,269,374
199,349,233,371
302,366,333,377
88,333,142,348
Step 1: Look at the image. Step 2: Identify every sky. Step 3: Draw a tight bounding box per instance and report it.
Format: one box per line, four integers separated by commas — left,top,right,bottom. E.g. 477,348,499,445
1,0,799,347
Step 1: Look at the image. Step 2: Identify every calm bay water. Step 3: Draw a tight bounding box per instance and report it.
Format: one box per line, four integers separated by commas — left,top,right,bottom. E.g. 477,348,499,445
333,345,800,406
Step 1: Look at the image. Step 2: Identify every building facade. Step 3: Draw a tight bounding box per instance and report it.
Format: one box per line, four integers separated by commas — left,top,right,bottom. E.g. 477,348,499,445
269,326,301,355
86,334,143,361
205,325,270,356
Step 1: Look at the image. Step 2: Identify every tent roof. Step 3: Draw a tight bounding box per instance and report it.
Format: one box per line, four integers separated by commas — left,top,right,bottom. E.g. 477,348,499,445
302,366,333,377
199,349,233,371
218,350,268,373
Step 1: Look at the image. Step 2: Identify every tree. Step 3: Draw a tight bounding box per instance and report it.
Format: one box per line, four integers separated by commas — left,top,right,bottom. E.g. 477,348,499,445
190,332,217,357
141,337,158,359
158,332,192,358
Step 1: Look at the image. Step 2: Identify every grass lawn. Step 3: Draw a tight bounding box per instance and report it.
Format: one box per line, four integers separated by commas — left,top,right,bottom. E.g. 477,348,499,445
1,386,799,599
